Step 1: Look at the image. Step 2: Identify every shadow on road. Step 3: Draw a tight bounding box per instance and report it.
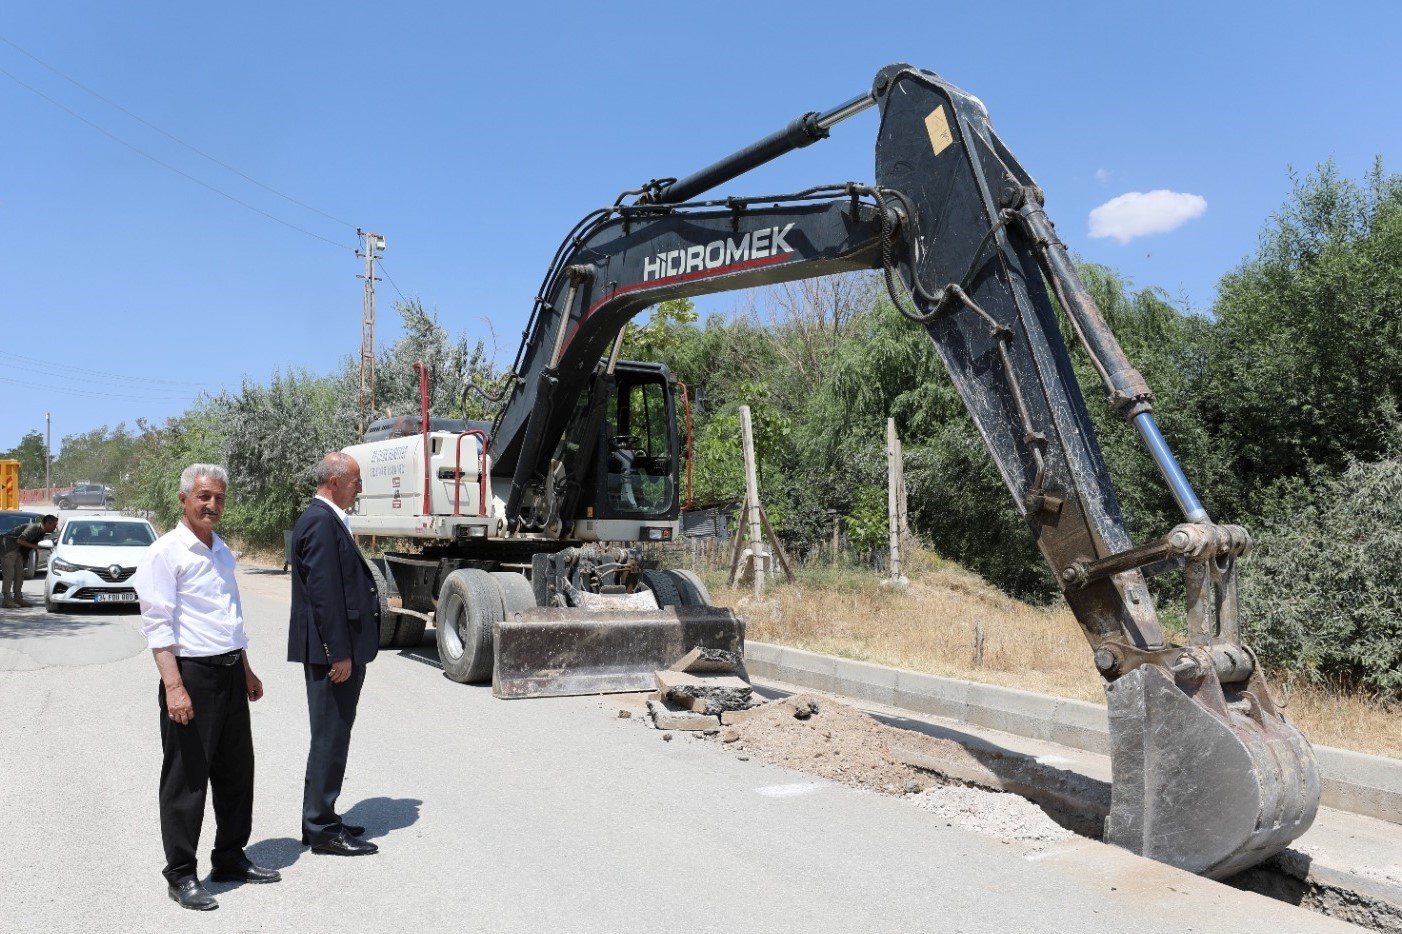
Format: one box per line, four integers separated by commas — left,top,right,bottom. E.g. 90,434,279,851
228,797,423,887
396,637,442,671
0,604,140,640
344,796,424,843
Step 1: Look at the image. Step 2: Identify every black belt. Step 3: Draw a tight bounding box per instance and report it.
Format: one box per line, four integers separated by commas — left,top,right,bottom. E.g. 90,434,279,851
181,650,243,666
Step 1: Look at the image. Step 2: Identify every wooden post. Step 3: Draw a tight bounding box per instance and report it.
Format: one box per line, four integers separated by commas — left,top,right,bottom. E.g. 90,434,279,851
896,434,909,552
727,504,747,586
884,418,909,588
830,511,840,569
759,504,796,583
739,406,766,597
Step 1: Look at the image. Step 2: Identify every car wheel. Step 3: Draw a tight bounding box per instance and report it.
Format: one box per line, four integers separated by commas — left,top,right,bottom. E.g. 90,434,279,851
55,498,71,510
45,597,58,613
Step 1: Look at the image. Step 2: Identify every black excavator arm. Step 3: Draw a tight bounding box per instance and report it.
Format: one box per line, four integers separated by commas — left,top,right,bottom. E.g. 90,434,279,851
487,64,1318,877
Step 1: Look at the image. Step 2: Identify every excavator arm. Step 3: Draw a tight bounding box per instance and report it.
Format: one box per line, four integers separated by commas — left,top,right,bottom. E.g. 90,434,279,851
487,63,1318,877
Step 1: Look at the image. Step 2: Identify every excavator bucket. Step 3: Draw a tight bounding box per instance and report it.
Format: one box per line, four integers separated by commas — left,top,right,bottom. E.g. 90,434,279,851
492,605,745,699
1104,664,1320,879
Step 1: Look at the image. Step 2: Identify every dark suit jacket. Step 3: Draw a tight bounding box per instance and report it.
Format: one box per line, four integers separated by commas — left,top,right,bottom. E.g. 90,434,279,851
288,498,380,666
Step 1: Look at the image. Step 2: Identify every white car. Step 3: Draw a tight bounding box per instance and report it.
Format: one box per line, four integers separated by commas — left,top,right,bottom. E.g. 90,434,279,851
45,516,158,612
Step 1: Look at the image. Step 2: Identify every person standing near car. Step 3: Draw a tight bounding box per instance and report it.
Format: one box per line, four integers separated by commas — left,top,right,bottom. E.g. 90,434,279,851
288,451,380,856
1,514,57,608
133,464,280,911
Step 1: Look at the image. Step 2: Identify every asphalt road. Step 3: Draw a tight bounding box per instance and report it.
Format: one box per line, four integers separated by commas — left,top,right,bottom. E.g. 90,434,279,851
0,565,1363,933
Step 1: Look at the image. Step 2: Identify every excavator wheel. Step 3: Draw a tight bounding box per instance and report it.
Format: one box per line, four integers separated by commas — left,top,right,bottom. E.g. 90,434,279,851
435,568,502,683
642,568,712,607
640,569,682,607
367,559,398,648
491,571,538,616
668,569,713,607
368,558,426,649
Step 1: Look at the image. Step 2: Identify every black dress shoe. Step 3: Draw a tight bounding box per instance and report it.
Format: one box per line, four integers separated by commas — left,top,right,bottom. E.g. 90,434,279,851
301,823,365,845
311,829,379,856
168,878,218,911
209,860,282,884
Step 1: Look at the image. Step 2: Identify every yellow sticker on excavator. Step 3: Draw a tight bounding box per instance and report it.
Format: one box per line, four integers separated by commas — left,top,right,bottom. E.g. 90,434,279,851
925,105,953,156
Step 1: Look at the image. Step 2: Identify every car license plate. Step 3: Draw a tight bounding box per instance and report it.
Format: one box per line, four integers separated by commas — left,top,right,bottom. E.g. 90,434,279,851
95,593,138,602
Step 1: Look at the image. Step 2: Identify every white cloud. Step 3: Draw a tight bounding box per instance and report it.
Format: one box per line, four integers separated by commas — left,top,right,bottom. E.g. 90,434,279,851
1088,190,1207,243
1095,168,1110,182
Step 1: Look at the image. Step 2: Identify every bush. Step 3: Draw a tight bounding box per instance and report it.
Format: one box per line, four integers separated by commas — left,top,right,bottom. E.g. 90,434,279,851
1240,455,1402,696
904,425,1057,602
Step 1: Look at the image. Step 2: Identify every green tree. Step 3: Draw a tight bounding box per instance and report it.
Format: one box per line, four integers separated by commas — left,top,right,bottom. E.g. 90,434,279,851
51,424,139,489
1,430,48,489
844,484,889,557
219,370,354,544
367,299,497,424
1205,159,1401,502
124,406,227,531
621,298,697,363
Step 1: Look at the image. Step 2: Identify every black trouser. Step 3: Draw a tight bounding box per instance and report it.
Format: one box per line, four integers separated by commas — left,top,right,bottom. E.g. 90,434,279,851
158,655,254,884
302,663,366,843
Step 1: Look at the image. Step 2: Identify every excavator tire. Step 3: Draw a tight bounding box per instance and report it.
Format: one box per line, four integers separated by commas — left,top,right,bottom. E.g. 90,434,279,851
490,571,538,615
435,568,502,683
640,568,682,607
368,558,426,649
367,559,398,648
668,569,713,607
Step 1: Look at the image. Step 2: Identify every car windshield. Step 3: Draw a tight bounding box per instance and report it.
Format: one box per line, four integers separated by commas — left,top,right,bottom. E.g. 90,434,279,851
61,522,156,547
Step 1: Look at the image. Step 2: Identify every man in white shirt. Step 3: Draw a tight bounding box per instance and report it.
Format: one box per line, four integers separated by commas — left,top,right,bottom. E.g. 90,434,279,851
133,463,280,912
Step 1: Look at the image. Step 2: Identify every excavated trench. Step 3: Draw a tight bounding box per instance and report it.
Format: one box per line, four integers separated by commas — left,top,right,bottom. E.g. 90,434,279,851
643,691,1402,933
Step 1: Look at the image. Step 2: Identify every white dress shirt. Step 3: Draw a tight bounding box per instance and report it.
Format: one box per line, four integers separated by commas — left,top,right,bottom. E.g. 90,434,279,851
133,520,247,656
315,494,352,535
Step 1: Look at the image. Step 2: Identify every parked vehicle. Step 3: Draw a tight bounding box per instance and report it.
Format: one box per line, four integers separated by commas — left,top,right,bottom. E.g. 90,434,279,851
45,516,156,611
54,483,115,510
0,510,52,579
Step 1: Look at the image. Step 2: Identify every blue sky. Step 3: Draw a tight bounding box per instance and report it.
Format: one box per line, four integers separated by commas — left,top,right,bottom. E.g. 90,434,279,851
2,0,1397,459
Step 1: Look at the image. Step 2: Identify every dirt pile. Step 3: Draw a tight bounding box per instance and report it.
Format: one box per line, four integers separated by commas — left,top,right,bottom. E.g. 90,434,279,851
720,694,951,792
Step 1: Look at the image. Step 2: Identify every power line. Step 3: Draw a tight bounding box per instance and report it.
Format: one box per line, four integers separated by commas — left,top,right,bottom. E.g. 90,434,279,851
0,63,354,251
0,373,204,403
376,257,410,303
0,349,208,388
0,34,359,232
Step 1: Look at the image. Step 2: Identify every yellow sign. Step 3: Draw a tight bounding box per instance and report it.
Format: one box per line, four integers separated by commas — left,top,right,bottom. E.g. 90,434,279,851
0,459,18,510
925,105,954,156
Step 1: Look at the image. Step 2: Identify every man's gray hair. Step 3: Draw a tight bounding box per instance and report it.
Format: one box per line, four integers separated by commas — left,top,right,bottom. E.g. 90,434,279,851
314,452,356,487
180,463,229,495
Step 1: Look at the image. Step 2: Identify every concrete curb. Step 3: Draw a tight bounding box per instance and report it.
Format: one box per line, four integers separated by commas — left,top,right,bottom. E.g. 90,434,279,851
745,641,1402,825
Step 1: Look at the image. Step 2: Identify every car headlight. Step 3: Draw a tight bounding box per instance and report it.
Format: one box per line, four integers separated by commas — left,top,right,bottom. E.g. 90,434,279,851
51,558,79,573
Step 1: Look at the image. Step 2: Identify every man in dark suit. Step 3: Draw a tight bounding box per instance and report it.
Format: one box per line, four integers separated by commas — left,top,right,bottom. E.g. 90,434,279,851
288,452,380,856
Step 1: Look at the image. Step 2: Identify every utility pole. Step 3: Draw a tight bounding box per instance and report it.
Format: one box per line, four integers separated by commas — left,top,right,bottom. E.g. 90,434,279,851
45,412,51,498
357,229,386,440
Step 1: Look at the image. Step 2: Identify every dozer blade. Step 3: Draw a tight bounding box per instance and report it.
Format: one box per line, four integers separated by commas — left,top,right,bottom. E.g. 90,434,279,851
1104,663,1320,879
492,606,744,699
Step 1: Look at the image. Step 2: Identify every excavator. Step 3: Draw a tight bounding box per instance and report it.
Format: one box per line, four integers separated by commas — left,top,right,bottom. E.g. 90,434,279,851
342,64,1319,879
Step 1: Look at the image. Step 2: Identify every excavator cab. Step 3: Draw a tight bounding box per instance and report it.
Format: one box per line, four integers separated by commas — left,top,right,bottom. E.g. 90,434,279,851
593,365,678,520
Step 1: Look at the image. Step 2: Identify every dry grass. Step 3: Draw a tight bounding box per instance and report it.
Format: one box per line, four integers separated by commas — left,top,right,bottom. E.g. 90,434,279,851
701,547,1401,760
